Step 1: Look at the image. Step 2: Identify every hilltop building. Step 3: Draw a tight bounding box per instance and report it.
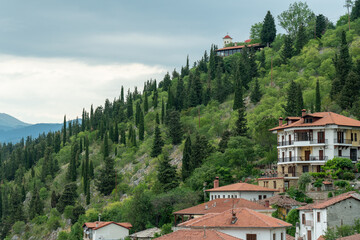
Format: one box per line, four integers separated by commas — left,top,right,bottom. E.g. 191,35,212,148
258,110,360,192
223,34,233,46
206,177,278,201
83,221,132,240
217,34,264,57
296,191,360,240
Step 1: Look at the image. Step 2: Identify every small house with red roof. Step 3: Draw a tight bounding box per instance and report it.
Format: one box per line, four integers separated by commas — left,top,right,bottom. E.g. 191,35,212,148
259,110,360,192
83,221,132,240
206,177,278,201
296,191,360,240
178,207,292,240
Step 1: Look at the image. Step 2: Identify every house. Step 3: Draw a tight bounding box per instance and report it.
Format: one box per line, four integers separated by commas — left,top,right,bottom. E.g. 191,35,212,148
173,197,275,225
258,194,306,220
216,43,263,57
83,221,132,240
178,207,292,240
156,229,242,240
296,191,360,240
129,227,161,240
223,34,233,47
258,110,360,192
206,177,278,201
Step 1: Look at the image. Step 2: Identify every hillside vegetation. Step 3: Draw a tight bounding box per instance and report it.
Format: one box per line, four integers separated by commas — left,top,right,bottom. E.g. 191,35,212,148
1,2,360,239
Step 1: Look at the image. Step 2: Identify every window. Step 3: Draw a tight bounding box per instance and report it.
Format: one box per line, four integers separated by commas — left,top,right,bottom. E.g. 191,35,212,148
304,118,313,123
281,233,284,240
339,149,342,157
223,195,225,198
274,181,277,189
259,195,262,200
303,166,309,173
263,195,267,199
351,133,354,141
302,214,306,224
211,195,213,200
356,133,358,141
289,151,292,161
289,135,292,145
317,212,320,222
273,233,276,240
218,195,220,199
246,234,257,240
318,132,325,143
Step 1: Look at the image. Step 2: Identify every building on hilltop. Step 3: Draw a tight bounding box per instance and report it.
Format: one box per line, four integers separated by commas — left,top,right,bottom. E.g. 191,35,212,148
206,177,278,201
177,207,292,240
223,34,233,46
218,34,264,57
258,110,360,192
173,197,275,226
83,221,132,240
296,191,360,240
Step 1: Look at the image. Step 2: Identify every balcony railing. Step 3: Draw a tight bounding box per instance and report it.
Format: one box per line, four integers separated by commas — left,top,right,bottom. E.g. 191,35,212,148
278,139,328,146
334,139,352,144
305,220,314,227
279,156,328,163
277,141,293,146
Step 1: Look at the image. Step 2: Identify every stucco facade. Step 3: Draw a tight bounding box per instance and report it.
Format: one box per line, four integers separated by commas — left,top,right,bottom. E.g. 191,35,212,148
209,191,275,201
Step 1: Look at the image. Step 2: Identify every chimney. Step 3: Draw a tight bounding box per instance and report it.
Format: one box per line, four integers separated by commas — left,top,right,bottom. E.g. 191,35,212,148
214,177,219,188
235,42,237,46
96,221,99,228
265,200,270,208
302,109,306,117
231,211,238,224
279,117,283,126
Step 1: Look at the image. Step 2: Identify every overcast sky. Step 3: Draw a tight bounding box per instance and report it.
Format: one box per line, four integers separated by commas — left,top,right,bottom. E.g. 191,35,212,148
0,0,346,123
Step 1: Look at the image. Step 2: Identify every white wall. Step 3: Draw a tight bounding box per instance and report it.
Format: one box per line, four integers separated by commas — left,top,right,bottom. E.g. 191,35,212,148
209,191,274,201
220,227,286,240
93,223,129,240
298,209,327,240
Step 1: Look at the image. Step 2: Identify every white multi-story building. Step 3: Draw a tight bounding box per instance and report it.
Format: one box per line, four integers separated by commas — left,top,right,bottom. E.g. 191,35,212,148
83,221,132,240
296,191,360,240
259,110,360,191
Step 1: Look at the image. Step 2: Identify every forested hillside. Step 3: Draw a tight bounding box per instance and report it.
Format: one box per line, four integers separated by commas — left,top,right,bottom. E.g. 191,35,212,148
1,2,360,239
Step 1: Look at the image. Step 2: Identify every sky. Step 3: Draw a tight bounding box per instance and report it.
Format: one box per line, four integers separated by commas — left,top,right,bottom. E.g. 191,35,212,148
0,0,346,123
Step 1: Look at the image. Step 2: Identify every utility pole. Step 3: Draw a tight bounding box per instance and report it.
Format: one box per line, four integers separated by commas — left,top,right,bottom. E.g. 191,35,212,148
344,0,353,31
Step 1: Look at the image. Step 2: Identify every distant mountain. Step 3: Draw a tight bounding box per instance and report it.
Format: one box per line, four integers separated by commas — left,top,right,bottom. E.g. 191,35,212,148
0,113,64,143
0,113,30,131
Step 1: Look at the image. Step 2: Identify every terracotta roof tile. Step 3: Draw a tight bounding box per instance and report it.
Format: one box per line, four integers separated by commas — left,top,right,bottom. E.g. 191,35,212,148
206,182,278,192
83,221,132,230
130,227,161,238
270,112,360,131
258,195,306,209
337,233,360,239
174,198,272,215
286,234,295,240
179,208,292,228
298,191,360,210
223,35,232,39
156,229,242,240
317,236,326,240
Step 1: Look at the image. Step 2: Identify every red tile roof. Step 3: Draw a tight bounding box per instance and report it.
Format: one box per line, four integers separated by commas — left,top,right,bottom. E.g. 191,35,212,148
223,35,232,39
206,182,278,192
270,112,360,131
286,234,295,240
217,43,262,51
174,198,272,215
83,221,132,230
156,229,242,240
317,236,325,240
298,191,360,210
258,195,306,209
179,208,292,229
337,233,360,239
244,39,252,43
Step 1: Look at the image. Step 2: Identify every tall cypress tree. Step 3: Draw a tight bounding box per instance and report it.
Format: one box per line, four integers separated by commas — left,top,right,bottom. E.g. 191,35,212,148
120,86,124,104
182,135,192,181
175,77,184,111
120,129,126,145
96,155,116,195
285,81,298,116
315,14,327,38
250,78,262,104
332,30,352,99
234,102,248,137
189,69,202,107
351,0,360,20
167,110,183,145
127,92,133,119
190,134,212,170
339,71,360,109
295,24,307,55
103,133,109,159
281,35,294,64
139,110,145,141
63,115,67,146
157,155,178,192
153,81,158,108
161,98,165,124
114,122,119,143
162,72,171,91
144,91,149,114
296,84,304,116
83,139,89,195
315,79,321,112
29,187,43,220
260,11,276,46
233,64,242,110
135,102,141,126
151,124,164,158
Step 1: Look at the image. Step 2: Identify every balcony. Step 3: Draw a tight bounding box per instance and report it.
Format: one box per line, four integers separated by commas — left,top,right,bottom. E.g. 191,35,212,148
334,139,352,144
277,141,293,146
278,139,328,146
279,156,328,163
305,220,314,227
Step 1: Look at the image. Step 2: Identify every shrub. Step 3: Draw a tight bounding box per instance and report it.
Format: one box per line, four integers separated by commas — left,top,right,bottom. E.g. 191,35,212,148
328,192,333,198
12,221,25,234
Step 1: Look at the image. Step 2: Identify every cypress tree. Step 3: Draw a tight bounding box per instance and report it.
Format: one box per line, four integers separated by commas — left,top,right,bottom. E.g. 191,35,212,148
67,141,78,182
139,110,145,141
153,81,158,108
189,69,202,107
167,110,183,145
214,66,224,103
96,156,116,195
120,129,126,145
144,91,149,114
234,103,248,137
51,190,58,208
315,14,327,38
190,134,212,170
281,35,294,64
127,92,133,119
89,160,94,179
204,79,211,106
29,187,43,220
175,77,184,111
54,132,61,153
57,183,77,213
135,102,141,126
157,155,178,192
120,86,124,104
132,128,137,147
296,84,304,116
209,45,217,80
182,135,192,181
295,24,307,55
315,79,321,112
103,133,109,159
339,71,360,109
156,113,160,125
285,81,298,116
332,30,352,100
151,124,164,158
250,78,262,104
260,11,276,46
218,130,231,153
83,140,89,194
161,98,165,124
114,122,119,143
233,65,242,110
162,72,171,91
63,115,67,146
351,0,360,21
